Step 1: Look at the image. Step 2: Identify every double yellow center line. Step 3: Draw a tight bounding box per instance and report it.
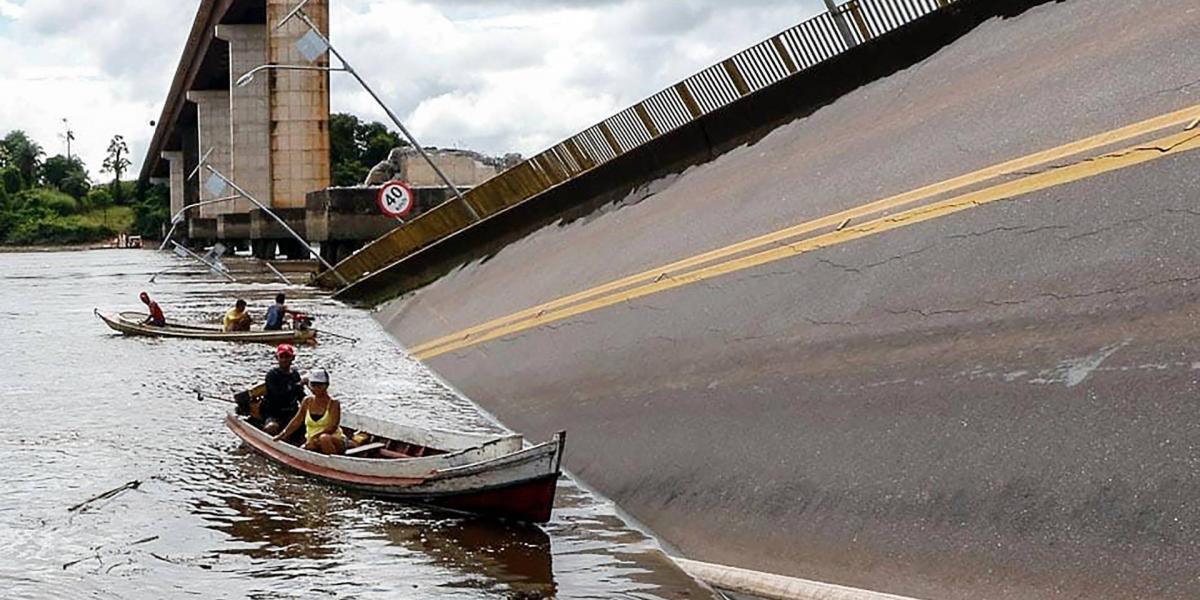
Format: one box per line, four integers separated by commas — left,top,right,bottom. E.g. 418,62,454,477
410,104,1200,361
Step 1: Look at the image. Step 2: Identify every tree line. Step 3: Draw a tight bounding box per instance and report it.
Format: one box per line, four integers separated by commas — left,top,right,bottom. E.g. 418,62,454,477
0,131,168,246
0,114,517,246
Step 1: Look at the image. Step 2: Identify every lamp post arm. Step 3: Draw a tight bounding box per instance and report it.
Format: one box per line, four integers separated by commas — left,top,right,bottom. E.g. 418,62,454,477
237,63,346,87
158,195,241,251
293,9,482,222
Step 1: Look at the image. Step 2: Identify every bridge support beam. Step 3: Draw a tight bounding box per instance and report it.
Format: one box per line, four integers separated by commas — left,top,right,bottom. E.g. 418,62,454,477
160,151,185,217
267,0,331,211
216,24,270,214
186,90,233,216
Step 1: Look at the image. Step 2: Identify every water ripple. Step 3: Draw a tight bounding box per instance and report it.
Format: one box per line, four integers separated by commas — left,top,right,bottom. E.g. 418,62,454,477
0,250,711,599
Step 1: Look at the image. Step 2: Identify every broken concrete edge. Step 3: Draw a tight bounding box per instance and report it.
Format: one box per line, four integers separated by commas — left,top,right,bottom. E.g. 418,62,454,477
672,557,925,600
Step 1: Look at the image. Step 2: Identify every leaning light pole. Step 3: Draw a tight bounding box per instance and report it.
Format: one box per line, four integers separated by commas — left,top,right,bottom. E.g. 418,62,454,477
192,155,350,286
159,148,236,251
236,0,482,224
157,194,241,251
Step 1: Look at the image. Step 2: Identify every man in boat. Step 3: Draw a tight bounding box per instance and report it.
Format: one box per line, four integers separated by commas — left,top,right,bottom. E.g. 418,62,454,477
272,368,345,455
139,292,166,327
264,293,292,331
261,344,306,436
222,299,252,332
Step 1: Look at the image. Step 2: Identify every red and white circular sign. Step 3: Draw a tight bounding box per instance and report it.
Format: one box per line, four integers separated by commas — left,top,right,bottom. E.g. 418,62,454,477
377,180,415,219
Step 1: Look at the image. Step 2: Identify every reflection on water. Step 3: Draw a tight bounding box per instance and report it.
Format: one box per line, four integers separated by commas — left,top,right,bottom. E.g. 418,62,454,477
0,250,712,599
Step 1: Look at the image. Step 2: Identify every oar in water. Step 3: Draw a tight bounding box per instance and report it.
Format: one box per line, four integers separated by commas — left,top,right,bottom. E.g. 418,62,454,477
314,329,360,344
194,389,234,404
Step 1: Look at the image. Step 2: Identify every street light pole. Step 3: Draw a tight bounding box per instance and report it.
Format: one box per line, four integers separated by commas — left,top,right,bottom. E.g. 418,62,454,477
261,2,482,222
823,0,859,49
61,118,75,160
157,195,240,251
201,163,349,286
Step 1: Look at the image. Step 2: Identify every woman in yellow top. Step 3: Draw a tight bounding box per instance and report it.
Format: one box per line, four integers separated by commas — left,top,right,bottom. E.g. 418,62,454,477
223,299,252,332
273,369,345,454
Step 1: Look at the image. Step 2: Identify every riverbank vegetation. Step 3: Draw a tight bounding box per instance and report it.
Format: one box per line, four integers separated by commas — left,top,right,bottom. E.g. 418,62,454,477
2,115,513,247
0,130,168,246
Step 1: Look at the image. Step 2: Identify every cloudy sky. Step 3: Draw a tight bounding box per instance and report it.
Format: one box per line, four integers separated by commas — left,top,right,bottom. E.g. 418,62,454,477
0,0,822,178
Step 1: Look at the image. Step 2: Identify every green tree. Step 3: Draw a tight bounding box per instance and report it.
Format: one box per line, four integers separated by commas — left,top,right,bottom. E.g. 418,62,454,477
132,182,170,238
16,187,77,216
101,134,131,203
329,113,407,186
1,167,23,194
60,173,91,200
42,154,91,199
1,131,44,185
87,187,113,210
359,121,404,167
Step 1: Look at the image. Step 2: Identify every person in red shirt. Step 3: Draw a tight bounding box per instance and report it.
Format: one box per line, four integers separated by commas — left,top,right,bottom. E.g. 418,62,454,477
140,291,166,326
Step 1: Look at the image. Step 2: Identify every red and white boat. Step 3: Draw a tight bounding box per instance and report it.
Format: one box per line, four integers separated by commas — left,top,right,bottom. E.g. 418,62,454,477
225,405,566,523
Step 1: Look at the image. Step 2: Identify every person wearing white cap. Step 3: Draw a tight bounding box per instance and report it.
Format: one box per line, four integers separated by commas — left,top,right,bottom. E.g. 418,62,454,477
272,368,345,455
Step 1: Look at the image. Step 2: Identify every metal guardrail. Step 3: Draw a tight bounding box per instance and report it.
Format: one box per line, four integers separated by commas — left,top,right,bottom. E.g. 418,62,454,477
321,0,958,288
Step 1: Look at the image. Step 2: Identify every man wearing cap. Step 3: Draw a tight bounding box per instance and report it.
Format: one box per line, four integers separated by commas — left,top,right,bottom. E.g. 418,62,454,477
261,344,305,436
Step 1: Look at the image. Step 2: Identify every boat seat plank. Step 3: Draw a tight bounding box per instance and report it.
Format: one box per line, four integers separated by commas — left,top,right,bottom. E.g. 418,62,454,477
345,442,386,457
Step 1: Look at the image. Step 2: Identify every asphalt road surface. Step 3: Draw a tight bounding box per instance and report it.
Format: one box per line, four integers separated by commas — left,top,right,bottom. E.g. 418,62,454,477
378,1,1200,598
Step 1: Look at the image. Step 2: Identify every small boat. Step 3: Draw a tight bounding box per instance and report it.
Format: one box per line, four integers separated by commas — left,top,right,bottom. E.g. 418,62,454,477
225,388,565,523
95,310,316,345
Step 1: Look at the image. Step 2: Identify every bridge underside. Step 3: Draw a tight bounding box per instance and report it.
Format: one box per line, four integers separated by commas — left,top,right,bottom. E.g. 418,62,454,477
142,0,347,256
376,0,1200,598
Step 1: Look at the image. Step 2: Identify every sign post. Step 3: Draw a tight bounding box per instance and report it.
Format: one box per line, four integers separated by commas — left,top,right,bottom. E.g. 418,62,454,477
377,180,415,222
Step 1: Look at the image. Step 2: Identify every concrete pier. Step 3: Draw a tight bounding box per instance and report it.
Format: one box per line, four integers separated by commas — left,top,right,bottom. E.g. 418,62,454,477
141,0,331,257
186,89,232,211
215,24,269,215
160,151,185,217
267,0,330,211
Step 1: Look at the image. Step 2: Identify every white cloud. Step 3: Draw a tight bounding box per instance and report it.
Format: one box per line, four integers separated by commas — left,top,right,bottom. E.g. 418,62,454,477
0,0,196,178
0,0,823,178
0,0,22,20
332,0,821,155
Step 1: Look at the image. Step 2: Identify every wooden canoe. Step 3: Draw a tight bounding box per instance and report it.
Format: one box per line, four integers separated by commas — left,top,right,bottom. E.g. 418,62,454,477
95,310,316,345
225,406,566,523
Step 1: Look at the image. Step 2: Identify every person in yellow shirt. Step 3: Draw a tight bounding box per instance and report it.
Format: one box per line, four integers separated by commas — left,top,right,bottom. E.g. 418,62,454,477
223,299,252,332
273,369,345,455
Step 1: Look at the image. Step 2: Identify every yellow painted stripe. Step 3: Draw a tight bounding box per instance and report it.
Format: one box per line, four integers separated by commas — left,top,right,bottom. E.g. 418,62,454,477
408,104,1200,357
415,127,1200,360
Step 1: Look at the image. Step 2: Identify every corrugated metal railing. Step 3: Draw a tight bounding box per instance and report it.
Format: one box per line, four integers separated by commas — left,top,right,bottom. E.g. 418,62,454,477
321,0,958,289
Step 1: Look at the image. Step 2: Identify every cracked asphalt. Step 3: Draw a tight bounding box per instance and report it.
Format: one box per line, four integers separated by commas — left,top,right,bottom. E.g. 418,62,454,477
377,1,1200,598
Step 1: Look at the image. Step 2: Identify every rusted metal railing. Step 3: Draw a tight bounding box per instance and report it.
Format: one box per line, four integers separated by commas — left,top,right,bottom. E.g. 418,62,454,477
321,0,958,289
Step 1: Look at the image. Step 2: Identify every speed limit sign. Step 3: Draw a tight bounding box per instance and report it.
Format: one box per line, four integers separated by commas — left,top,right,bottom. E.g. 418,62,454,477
377,180,415,219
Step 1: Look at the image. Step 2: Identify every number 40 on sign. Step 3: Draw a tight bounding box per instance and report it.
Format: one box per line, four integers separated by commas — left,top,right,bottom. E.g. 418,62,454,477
377,180,415,220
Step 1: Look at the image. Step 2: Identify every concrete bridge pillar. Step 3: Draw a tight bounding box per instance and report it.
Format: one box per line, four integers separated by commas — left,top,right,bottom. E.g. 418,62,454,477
181,118,199,211
186,89,233,217
215,24,269,213
267,0,331,210
160,151,185,217
179,116,212,244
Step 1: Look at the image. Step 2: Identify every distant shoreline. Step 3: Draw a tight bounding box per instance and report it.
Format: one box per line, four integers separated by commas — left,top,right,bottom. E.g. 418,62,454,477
0,244,147,254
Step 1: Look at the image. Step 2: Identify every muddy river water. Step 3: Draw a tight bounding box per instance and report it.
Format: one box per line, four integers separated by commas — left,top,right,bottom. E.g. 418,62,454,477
0,250,714,600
